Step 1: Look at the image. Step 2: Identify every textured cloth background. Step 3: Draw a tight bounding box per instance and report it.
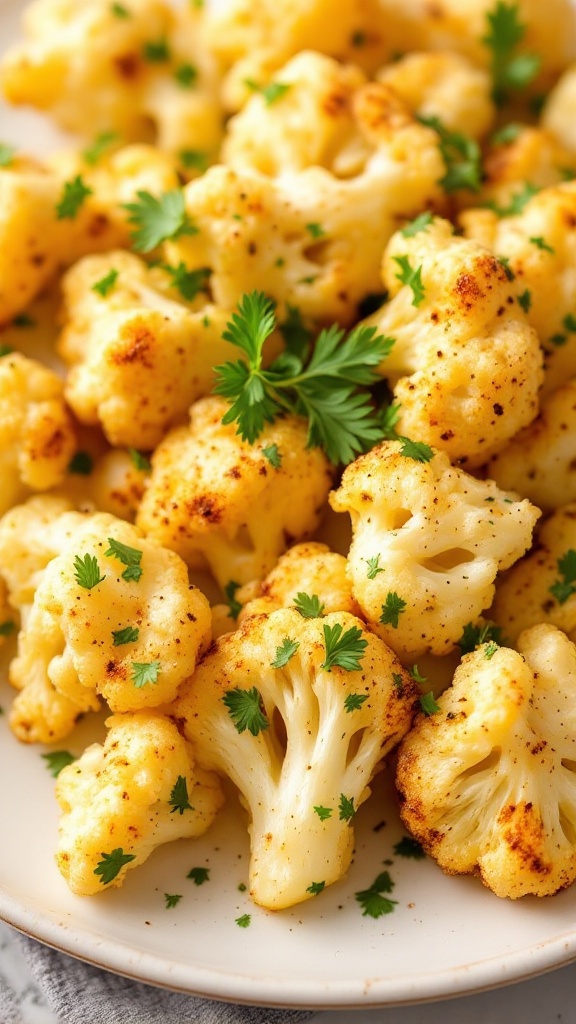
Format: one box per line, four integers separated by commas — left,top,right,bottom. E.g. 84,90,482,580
0,932,314,1024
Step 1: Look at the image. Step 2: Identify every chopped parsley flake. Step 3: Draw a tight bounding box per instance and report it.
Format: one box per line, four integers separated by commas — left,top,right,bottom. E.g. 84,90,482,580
549,549,576,605
419,691,441,716
68,451,93,475
123,190,197,252
112,625,139,646
105,537,143,582
482,1,541,105
393,836,425,859
293,592,325,618
458,620,503,654
94,848,136,885
305,222,325,239
131,661,160,688
392,672,404,695
409,664,427,684
162,263,210,301
392,255,425,306
490,122,522,145
271,637,300,669
174,63,198,88
73,553,106,590
398,437,434,463
164,893,183,909
484,641,499,659
380,592,406,629
235,914,251,928
338,794,356,822
563,314,576,333
169,775,194,814
92,268,119,297
517,289,531,312
41,750,75,777
306,881,326,896
401,211,434,237
224,579,242,619
419,115,482,193
0,620,16,637
56,175,93,219
313,805,333,821
83,131,118,166
321,623,367,672
262,443,282,468
178,149,209,173
187,867,210,885
111,1,130,16
143,39,170,62
355,870,397,918
529,236,554,254
487,181,539,217
128,448,152,472
244,79,291,105
344,692,369,713
365,554,383,579
222,686,269,736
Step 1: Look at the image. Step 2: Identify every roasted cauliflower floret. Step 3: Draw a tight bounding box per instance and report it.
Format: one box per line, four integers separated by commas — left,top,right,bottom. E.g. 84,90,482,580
492,504,576,644
487,379,576,512
136,396,334,589
0,495,85,610
542,64,576,155
165,103,445,326
9,512,211,744
0,352,77,517
0,155,63,324
57,251,245,449
396,625,576,898
0,0,223,156
461,181,576,397
55,710,224,895
240,542,361,621
330,441,539,660
377,51,494,140
364,217,543,465
171,607,418,909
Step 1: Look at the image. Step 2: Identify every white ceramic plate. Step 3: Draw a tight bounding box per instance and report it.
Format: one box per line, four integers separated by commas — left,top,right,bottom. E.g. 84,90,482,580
3,0,576,1010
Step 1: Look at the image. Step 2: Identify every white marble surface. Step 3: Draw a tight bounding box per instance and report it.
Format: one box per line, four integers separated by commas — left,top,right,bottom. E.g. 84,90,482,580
2,918,576,1024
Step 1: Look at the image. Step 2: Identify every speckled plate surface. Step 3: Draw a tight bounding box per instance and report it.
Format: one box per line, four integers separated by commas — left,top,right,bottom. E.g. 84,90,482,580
3,0,576,1009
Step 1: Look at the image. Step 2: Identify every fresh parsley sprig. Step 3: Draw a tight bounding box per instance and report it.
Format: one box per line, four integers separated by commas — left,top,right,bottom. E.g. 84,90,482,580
321,623,367,672
123,190,197,252
482,1,541,106
418,115,482,193
213,291,394,465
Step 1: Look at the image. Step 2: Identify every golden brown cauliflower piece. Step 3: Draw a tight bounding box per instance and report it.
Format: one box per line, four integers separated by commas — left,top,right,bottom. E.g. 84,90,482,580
166,98,445,326
330,440,539,660
171,607,418,909
364,216,543,465
377,51,494,140
396,625,576,899
491,504,576,645
9,512,211,744
136,396,334,589
0,352,77,517
0,0,223,156
57,251,248,449
55,710,224,895
461,181,576,397
487,379,576,512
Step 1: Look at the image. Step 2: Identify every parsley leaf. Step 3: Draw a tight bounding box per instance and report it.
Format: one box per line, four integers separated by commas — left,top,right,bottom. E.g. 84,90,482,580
419,115,482,192
41,750,75,777
178,149,209,173
92,268,119,297
419,691,441,716
338,794,356,821
344,692,369,713
164,893,182,909
482,1,541,105
484,641,499,659
306,222,325,239
111,1,130,16
213,291,394,464
0,620,16,637
401,211,434,237
123,190,197,252
529,235,554,254
393,836,425,859
244,79,291,105
321,623,367,672
56,175,92,219
563,314,576,333
380,592,406,629
187,866,210,885
105,537,143,582
313,805,333,821
143,39,170,62
235,914,251,927
517,289,531,312
262,443,282,468
293,592,325,618
458,620,503,654
128,448,151,472
73,553,106,590
131,661,160,688
271,637,299,668
82,131,118,166
94,848,136,885
169,775,193,814
487,181,539,217
224,579,242,619
0,142,16,167
355,871,397,918
550,549,576,604
222,686,269,735
410,664,427,684
112,625,139,646
392,255,425,306
175,62,198,88
398,437,434,463
68,451,93,475
306,881,325,895
365,554,384,579
162,263,210,301
490,122,522,145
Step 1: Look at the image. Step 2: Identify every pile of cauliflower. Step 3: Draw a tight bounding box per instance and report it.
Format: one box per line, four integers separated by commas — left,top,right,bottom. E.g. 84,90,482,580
3,0,576,910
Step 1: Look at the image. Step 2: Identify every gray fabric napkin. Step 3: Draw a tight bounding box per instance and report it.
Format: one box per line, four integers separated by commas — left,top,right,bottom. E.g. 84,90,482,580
0,932,315,1024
